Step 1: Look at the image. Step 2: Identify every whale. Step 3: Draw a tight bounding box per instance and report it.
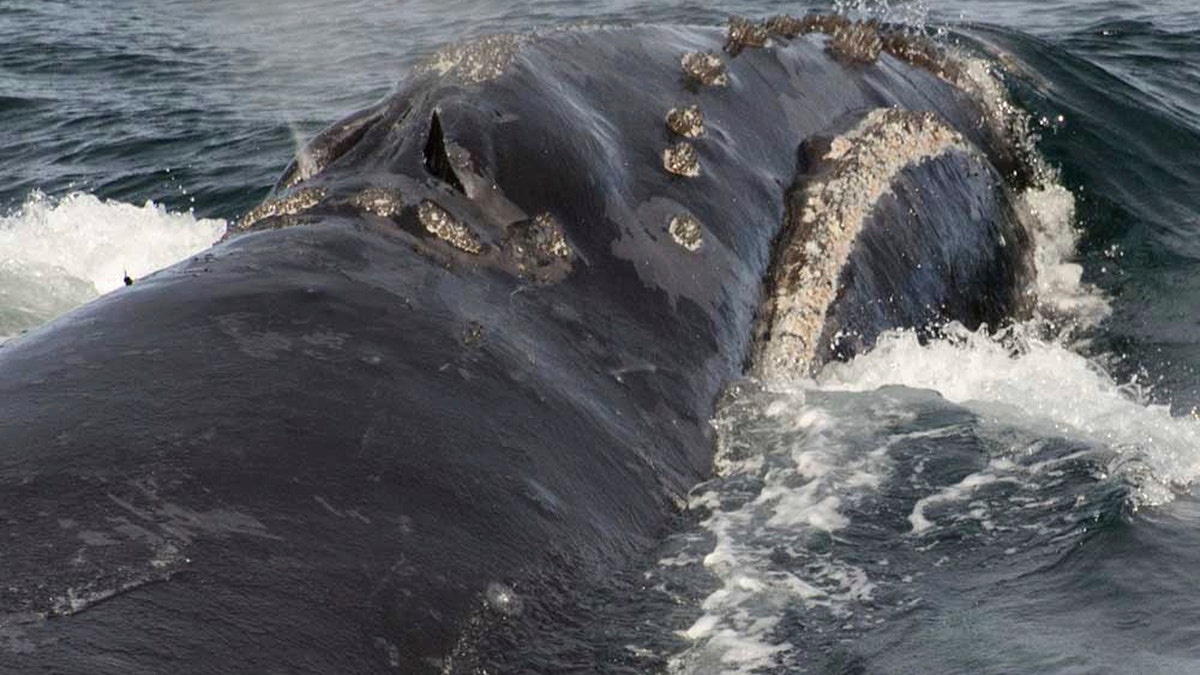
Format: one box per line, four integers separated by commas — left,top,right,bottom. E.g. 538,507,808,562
0,16,1035,673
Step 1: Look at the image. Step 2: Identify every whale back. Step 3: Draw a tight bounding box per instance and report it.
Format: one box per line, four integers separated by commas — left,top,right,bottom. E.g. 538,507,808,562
0,22,1031,672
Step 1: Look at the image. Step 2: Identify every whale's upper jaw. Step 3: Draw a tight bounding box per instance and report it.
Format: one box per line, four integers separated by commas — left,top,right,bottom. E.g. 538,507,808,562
237,18,1037,374
752,108,1035,379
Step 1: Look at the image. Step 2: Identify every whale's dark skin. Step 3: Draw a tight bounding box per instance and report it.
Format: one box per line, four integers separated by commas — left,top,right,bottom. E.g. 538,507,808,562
0,23,1031,673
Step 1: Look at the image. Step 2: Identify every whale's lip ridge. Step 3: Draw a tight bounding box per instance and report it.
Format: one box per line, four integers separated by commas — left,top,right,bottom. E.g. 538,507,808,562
415,32,532,85
751,108,983,380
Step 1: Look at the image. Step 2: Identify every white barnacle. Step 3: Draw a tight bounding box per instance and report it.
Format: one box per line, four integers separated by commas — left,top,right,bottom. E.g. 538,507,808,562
681,51,728,87
663,141,701,178
418,34,530,84
669,213,704,252
236,187,326,230
666,105,705,139
349,187,404,217
417,200,483,254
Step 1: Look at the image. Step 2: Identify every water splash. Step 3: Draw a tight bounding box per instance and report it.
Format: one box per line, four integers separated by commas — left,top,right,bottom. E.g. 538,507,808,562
667,316,1200,672
818,324,1200,505
832,0,931,28
0,191,226,339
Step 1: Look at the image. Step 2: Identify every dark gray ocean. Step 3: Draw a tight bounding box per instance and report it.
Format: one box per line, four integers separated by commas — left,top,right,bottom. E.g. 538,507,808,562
3,1,1200,672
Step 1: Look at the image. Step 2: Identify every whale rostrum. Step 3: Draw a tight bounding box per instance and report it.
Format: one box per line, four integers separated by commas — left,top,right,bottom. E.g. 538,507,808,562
0,16,1045,673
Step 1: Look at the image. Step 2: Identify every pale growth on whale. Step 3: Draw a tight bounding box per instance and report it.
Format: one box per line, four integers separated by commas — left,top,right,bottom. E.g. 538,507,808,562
527,212,572,260
236,187,325,231
348,187,404,218
681,51,728,86
668,213,704,252
724,16,770,56
762,14,810,38
666,105,705,138
662,141,701,177
499,212,573,282
461,321,483,347
948,56,1033,163
753,109,972,381
419,34,529,84
827,19,884,63
418,200,483,254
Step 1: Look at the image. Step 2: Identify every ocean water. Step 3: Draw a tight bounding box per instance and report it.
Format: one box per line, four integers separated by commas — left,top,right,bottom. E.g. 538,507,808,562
3,0,1200,672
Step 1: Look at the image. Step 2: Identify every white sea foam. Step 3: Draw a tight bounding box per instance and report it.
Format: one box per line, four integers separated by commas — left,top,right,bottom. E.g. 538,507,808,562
816,325,1200,505
1017,184,1095,314
672,319,1200,671
669,392,896,674
907,457,1020,532
0,191,226,339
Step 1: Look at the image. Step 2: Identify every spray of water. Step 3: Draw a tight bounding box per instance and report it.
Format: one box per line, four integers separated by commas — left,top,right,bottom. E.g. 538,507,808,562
0,191,226,340
832,0,931,28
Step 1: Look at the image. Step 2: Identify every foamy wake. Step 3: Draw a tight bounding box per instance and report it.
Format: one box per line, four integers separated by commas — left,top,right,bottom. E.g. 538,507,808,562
672,322,1200,672
668,390,894,674
0,191,226,340
817,323,1200,504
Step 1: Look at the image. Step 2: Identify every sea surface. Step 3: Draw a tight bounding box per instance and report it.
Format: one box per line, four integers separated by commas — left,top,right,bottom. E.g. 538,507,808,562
2,0,1200,672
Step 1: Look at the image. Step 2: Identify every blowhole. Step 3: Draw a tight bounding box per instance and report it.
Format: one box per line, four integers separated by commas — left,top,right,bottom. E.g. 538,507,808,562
424,111,466,193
